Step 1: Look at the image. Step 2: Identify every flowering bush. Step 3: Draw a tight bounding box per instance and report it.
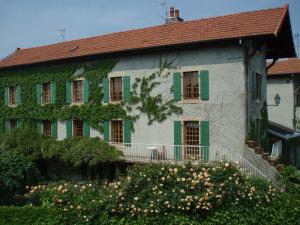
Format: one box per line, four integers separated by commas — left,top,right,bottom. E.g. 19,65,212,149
26,181,106,224
103,162,277,217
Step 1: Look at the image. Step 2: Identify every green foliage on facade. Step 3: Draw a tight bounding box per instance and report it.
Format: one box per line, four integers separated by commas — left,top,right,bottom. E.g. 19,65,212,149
127,56,183,125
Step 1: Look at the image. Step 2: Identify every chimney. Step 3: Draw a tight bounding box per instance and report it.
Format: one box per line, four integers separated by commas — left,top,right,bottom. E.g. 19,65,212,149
170,6,175,17
175,9,180,18
166,7,184,24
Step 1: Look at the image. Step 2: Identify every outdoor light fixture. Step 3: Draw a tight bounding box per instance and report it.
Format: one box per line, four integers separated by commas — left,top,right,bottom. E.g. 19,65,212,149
268,94,281,106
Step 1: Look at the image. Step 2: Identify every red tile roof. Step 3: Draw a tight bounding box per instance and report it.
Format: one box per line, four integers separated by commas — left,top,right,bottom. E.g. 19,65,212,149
0,5,293,69
268,58,300,76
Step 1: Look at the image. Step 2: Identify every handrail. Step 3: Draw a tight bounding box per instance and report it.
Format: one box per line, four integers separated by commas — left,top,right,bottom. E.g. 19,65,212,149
108,142,269,180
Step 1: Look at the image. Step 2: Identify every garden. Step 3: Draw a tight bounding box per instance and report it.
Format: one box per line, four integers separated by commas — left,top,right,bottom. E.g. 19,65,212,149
0,129,299,225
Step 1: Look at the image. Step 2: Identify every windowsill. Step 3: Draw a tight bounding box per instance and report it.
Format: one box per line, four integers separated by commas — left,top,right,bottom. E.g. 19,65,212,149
71,102,84,106
110,100,122,104
8,104,17,108
41,102,51,106
178,99,200,104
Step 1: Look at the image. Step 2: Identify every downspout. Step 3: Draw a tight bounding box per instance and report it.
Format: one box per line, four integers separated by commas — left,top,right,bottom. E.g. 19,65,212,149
266,57,279,71
239,38,265,138
239,38,250,136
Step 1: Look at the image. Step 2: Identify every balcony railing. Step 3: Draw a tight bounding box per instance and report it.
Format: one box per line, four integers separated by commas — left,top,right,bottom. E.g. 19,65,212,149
108,142,268,180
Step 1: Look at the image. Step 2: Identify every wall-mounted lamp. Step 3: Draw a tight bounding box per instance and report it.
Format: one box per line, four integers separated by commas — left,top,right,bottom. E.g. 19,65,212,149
267,94,281,106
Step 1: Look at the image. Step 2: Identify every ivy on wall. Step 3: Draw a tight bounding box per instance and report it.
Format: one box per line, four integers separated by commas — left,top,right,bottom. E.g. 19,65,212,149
0,56,183,133
125,56,183,125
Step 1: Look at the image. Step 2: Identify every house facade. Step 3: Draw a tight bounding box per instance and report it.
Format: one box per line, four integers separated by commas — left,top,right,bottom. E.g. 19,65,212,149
0,5,296,176
267,58,300,169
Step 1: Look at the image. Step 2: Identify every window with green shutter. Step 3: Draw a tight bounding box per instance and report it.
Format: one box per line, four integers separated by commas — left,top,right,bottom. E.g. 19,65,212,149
66,120,73,138
123,76,131,102
4,87,8,105
66,81,72,104
173,72,182,101
16,85,21,105
51,81,56,104
103,121,109,142
103,78,109,103
83,121,90,137
83,80,89,104
200,70,209,100
174,121,182,160
201,121,209,162
36,83,41,105
5,120,9,132
124,119,131,144
36,121,42,135
51,120,58,139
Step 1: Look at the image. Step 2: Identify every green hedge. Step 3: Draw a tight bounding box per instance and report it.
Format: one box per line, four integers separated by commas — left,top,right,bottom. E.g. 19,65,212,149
0,206,60,225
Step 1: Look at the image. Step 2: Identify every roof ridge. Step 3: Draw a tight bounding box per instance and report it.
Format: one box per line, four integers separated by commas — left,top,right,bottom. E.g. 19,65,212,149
14,5,287,53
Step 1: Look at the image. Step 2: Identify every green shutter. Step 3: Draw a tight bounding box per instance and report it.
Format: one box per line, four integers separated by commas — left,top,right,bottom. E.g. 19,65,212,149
124,119,131,143
252,72,256,100
173,72,181,101
16,85,21,105
123,76,131,102
201,121,209,163
200,70,209,100
83,121,90,137
83,80,89,104
51,81,56,104
66,81,72,104
16,120,21,129
36,83,41,105
66,120,73,138
5,120,9,132
4,87,8,105
103,121,109,142
174,121,182,160
36,121,42,135
103,78,109,103
51,120,58,139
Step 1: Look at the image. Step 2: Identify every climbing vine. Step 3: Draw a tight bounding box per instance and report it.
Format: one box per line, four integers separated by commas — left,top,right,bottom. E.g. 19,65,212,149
0,59,130,131
0,55,183,132
126,56,183,125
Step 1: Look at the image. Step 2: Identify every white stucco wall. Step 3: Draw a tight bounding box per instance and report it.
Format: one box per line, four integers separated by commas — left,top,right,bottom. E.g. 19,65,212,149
267,77,294,129
55,45,249,154
107,46,246,153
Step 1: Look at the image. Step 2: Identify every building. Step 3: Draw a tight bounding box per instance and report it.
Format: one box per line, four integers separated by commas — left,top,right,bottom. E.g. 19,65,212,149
0,5,296,179
267,58,300,169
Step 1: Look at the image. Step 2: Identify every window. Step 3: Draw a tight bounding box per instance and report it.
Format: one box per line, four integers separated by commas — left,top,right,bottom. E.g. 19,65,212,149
9,86,16,105
255,73,261,100
43,120,51,136
73,120,83,137
9,119,17,130
72,80,83,103
183,71,199,99
42,82,51,104
184,121,200,159
111,120,123,143
110,77,122,101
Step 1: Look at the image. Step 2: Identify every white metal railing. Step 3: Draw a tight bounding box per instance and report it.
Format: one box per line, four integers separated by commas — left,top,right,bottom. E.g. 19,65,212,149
108,142,268,180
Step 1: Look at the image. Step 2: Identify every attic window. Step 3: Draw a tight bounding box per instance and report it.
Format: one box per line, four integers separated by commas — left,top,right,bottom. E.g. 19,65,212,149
70,46,79,52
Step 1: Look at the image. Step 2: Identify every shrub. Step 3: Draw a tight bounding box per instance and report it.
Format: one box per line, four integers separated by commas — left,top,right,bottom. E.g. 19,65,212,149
278,165,300,196
42,137,122,167
0,151,39,199
26,181,106,224
0,206,60,225
103,162,276,217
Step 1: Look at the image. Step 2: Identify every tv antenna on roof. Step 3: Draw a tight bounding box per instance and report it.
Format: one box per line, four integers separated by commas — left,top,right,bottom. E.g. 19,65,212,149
57,28,66,42
160,0,168,22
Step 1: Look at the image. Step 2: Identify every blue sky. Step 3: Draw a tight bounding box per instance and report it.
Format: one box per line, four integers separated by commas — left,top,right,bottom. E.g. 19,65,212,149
0,0,299,59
